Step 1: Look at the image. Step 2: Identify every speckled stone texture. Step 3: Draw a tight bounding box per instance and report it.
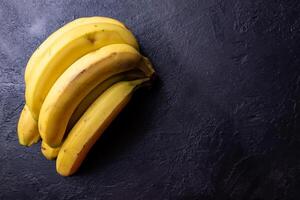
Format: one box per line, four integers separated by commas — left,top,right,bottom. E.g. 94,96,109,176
0,0,299,199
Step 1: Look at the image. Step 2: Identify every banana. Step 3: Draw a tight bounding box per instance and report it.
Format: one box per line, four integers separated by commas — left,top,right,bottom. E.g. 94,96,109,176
56,78,150,176
18,17,127,145
25,22,139,120
39,44,154,147
41,141,60,160
40,70,144,159
25,16,125,84
17,105,40,146
67,70,145,130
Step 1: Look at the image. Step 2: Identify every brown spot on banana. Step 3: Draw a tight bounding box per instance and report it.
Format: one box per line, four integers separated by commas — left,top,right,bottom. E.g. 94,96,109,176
86,34,96,44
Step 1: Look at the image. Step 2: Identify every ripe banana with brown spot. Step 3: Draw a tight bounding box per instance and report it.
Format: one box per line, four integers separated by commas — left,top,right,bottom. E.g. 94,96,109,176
56,78,150,176
40,70,145,160
25,22,139,120
39,44,154,147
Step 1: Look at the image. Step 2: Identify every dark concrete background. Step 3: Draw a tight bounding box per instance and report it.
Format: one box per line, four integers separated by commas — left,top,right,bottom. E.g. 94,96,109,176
0,0,300,199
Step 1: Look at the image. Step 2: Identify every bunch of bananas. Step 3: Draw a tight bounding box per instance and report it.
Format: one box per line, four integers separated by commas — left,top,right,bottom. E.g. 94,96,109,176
17,17,155,176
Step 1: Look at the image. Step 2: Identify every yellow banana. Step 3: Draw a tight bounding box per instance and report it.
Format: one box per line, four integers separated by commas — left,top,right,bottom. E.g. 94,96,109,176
17,105,40,146
41,141,60,160
40,70,144,159
39,44,154,147
56,78,150,176
26,23,139,120
18,17,127,146
25,16,126,84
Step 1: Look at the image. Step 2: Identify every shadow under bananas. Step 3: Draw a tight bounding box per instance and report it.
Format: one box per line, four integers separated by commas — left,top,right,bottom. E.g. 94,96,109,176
76,77,162,176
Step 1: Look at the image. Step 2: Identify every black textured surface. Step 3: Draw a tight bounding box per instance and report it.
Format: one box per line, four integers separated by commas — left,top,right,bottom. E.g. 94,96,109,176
1,0,300,199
